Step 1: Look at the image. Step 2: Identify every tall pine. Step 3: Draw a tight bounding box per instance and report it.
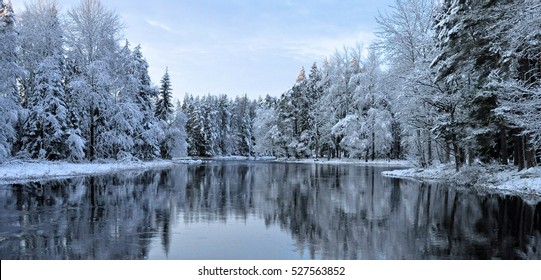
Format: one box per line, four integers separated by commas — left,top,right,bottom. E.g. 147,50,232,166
0,0,22,162
155,68,174,122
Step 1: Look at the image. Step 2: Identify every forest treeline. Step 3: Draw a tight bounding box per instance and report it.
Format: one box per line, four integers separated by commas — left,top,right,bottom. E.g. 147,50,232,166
1,0,540,171
253,0,541,172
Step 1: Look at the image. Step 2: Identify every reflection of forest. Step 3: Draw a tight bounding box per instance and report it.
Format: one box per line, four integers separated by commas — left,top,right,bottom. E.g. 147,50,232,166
0,168,187,259
0,162,540,259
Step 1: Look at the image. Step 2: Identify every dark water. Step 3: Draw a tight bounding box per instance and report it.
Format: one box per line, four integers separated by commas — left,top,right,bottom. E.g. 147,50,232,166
0,161,540,260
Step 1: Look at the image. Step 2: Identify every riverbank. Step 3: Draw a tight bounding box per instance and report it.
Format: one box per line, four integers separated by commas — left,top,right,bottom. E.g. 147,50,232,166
0,158,202,184
383,163,541,201
4,158,538,203
0,157,411,184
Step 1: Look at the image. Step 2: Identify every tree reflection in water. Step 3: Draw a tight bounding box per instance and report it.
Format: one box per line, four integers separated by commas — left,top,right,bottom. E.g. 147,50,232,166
0,162,539,259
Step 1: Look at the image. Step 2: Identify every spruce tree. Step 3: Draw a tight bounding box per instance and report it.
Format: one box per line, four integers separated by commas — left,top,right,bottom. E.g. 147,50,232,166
155,68,174,122
132,45,160,159
432,0,518,169
22,57,69,160
0,0,22,162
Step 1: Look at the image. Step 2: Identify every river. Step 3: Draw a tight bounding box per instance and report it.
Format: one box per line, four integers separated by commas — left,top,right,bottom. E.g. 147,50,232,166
0,161,539,259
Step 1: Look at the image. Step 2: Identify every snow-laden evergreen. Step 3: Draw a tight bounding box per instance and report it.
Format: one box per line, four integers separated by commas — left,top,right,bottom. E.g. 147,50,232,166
155,68,174,122
0,0,23,163
21,57,70,160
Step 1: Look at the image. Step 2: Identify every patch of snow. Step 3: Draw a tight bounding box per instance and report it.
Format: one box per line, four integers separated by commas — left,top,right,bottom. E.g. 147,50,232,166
383,163,541,203
0,159,202,184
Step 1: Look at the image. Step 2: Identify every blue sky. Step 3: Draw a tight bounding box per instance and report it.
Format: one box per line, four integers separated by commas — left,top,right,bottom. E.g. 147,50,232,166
13,0,395,101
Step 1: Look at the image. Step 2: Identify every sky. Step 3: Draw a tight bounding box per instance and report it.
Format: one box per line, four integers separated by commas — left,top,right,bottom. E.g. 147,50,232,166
12,0,395,101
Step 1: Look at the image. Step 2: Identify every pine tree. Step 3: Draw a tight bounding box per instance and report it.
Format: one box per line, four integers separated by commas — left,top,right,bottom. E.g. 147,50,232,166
167,102,188,158
254,97,279,157
492,0,541,169
0,0,20,102
21,57,69,160
217,95,232,156
276,90,296,157
432,0,519,170
184,95,206,156
155,68,174,122
132,45,160,159
307,62,323,157
0,0,22,162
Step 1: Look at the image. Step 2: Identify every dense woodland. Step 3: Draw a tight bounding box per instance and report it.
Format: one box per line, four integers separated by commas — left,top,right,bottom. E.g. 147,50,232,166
1,0,541,171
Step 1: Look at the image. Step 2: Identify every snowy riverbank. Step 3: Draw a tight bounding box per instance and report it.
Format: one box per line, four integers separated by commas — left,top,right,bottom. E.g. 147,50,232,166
382,163,541,201
4,158,539,203
0,157,410,184
0,159,202,184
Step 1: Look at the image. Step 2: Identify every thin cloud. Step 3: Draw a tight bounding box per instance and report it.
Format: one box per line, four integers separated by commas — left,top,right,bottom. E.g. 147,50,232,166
145,19,173,33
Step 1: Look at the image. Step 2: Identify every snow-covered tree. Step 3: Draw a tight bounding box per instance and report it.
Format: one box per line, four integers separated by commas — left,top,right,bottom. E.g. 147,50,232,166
492,0,541,169
0,0,20,102
155,68,174,122
131,44,161,160
254,97,280,156
65,0,123,161
231,95,256,157
16,1,78,160
183,94,206,156
312,58,336,159
430,0,532,170
375,0,438,166
160,101,188,159
0,0,22,162
305,62,324,157
18,0,64,108
216,94,233,156
21,57,70,160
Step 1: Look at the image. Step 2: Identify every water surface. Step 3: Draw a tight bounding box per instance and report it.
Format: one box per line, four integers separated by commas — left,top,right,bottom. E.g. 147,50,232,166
0,161,539,259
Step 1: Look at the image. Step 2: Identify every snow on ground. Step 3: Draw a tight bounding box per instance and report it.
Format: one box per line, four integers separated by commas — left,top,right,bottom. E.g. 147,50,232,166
0,157,408,185
0,159,202,184
383,163,541,202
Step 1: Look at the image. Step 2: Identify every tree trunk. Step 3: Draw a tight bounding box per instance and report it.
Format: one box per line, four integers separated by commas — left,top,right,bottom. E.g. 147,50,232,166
417,130,426,168
500,128,508,165
525,134,536,168
315,128,320,159
514,134,524,171
427,129,433,166
89,106,96,162
452,136,460,172
371,130,376,161
365,149,369,163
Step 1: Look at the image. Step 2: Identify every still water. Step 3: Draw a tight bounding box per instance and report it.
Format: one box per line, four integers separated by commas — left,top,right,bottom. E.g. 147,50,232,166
0,161,540,260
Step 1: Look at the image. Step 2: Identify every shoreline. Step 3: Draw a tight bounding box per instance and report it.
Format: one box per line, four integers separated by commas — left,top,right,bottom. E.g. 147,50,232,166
0,157,410,185
0,159,202,184
382,163,541,203
2,158,540,204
